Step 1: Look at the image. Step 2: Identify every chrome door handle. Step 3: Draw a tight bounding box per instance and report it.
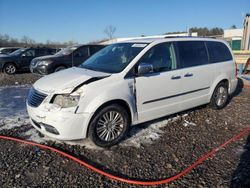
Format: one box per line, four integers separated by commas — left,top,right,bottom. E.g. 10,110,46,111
184,73,193,77
171,75,181,80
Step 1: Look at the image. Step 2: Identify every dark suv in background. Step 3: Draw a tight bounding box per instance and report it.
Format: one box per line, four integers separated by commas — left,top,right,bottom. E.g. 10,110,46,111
30,44,105,75
0,47,56,74
0,47,20,55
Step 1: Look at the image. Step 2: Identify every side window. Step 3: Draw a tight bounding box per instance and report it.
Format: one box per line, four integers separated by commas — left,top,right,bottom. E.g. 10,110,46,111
138,42,177,73
177,41,208,68
90,46,104,54
22,49,35,57
36,49,47,56
206,41,233,63
74,47,89,57
50,49,57,54
2,49,9,53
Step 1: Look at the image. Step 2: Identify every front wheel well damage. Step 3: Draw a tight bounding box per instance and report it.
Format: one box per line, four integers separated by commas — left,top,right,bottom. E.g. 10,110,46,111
86,99,132,137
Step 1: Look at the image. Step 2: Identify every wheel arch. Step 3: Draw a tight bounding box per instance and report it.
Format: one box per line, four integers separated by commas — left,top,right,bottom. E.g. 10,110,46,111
209,77,229,100
2,62,18,72
85,99,133,138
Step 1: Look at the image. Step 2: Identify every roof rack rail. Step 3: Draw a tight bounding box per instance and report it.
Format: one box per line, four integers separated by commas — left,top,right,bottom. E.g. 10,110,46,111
164,36,216,39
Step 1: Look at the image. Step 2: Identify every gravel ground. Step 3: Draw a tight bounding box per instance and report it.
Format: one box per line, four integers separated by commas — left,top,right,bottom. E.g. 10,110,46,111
0,73,250,187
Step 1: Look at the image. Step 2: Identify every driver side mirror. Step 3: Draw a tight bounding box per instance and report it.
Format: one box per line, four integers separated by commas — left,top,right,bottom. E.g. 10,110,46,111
138,63,153,76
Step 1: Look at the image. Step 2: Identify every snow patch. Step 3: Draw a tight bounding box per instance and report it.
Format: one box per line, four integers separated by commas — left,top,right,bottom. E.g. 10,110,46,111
121,116,182,148
23,128,103,150
24,129,45,143
0,86,30,131
0,116,29,130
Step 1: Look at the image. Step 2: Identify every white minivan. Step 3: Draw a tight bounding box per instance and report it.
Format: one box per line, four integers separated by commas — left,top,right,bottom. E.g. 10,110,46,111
27,37,238,147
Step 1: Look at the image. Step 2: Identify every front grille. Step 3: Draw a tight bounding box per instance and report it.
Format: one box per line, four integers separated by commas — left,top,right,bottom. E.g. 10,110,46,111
27,87,47,107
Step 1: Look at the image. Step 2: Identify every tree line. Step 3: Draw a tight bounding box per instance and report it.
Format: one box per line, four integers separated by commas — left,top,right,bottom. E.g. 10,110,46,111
0,34,78,48
1,25,237,48
165,27,225,36
0,25,117,48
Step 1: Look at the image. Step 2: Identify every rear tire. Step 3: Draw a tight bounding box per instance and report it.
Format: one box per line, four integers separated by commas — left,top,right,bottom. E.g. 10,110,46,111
88,104,129,147
54,66,66,72
3,63,17,75
209,82,229,110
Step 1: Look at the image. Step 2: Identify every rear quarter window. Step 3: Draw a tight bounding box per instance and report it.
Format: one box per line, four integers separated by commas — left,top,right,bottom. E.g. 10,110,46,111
206,41,233,63
177,41,209,68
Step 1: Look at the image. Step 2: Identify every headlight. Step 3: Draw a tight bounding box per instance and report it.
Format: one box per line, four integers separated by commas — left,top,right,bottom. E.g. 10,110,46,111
37,60,51,66
53,93,80,108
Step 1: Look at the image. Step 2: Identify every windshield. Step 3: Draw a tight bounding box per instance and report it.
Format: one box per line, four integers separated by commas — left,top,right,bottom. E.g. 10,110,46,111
80,43,147,73
55,46,77,56
10,48,26,56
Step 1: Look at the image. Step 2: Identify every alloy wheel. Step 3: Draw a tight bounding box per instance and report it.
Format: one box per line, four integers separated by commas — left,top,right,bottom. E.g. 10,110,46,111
5,64,16,74
215,86,228,106
96,111,124,141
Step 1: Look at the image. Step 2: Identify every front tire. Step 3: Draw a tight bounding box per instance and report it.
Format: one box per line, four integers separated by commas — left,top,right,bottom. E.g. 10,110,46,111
210,82,229,110
88,104,129,147
3,63,17,75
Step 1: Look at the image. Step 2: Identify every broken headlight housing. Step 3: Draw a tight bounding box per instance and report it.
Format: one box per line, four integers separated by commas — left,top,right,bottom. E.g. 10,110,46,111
52,93,80,108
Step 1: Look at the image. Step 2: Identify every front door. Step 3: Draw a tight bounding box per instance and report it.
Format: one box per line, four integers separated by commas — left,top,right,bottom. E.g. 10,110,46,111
20,49,35,70
135,42,183,122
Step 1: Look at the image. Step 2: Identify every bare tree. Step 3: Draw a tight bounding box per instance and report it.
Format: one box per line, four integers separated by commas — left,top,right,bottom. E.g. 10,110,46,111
21,36,35,46
0,33,78,48
104,25,116,39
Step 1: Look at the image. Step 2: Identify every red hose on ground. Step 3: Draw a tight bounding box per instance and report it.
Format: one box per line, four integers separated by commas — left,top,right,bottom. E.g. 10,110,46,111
0,126,250,186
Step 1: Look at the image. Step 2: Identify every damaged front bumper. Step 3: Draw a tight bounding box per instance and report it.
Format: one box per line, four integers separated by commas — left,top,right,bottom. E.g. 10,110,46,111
27,103,92,140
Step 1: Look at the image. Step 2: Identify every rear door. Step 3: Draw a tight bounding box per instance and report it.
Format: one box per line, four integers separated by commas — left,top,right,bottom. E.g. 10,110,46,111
135,42,183,122
176,41,215,110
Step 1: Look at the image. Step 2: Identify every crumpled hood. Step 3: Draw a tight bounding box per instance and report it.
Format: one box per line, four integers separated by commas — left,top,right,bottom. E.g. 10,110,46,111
33,67,110,94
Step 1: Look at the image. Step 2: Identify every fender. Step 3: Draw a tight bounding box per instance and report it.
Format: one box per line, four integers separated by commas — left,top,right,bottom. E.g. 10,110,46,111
80,95,136,138
84,93,136,121
78,78,137,138
3,61,18,70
